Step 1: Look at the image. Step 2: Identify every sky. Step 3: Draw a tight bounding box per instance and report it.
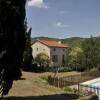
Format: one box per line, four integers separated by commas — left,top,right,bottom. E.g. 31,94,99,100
26,0,100,38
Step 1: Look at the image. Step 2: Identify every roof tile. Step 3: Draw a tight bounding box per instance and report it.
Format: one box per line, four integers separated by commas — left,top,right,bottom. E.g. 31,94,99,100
37,39,68,48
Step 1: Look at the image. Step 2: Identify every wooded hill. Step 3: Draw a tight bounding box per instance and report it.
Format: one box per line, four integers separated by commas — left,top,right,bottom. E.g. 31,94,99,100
31,36,85,47
31,36,100,48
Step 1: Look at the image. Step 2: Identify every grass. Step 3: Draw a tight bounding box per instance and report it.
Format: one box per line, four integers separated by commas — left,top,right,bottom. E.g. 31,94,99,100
8,71,66,97
5,71,99,100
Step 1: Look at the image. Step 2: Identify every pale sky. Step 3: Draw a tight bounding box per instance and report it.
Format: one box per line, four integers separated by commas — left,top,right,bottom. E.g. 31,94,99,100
26,0,100,38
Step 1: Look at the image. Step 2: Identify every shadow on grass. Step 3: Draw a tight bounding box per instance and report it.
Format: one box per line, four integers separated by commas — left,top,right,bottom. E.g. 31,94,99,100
4,93,79,100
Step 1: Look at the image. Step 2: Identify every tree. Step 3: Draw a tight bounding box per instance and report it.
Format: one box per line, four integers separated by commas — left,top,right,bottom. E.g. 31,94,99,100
95,36,100,69
81,36,97,69
35,53,50,71
22,27,33,71
0,0,26,97
68,47,85,71
67,36,100,72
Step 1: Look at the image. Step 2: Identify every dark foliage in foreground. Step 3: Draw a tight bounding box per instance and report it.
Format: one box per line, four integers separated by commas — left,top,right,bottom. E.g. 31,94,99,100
3,93,79,100
0,0,26,97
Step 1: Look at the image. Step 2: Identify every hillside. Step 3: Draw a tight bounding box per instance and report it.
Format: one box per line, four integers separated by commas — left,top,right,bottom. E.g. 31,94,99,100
31,37,85,48
31,36,100,47
62,37,85,47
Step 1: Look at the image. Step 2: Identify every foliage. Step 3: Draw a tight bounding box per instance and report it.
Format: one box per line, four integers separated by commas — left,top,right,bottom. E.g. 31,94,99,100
35,53,50,71
40,75,48,82
68,47,85,71
62,37,84,47
81,36,100,70
32,37,84,48
56,67,73,72
42,66,73,72
90,67,98,72
63,87,73,93
97,63,100,71
0,0,26,96
22,27,33,71
33,36,100,72
67,36,100,71
84,94,99,100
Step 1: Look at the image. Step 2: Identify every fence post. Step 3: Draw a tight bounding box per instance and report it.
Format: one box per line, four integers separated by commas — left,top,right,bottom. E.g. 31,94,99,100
97,87,99,96
61,78,64,88
54,77,56,87
94,87,96,94
48,75,51,85
78,82,80,95
59,78,61,88
57,77,59,88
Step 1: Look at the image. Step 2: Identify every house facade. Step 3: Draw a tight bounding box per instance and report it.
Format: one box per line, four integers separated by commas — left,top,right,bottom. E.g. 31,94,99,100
31,39,68,66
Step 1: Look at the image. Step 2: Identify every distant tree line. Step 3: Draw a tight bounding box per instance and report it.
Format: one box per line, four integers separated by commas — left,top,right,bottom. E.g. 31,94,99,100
24,35,100,72
68,36,100,72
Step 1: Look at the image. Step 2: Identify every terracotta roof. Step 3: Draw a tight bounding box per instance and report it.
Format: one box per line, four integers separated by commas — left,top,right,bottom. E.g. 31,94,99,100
33,39,68,48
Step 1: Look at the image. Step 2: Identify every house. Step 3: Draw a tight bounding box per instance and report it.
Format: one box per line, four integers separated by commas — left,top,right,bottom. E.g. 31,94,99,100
31,39,69,66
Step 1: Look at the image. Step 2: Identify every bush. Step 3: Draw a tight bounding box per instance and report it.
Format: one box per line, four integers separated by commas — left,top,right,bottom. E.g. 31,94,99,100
97,63,100,71
35,53,50,67
64,87,73,93
40,75,48,82
58,67,73,72
90,67,98,72
76,66,87,72
45,66,73,72
84,94,99,100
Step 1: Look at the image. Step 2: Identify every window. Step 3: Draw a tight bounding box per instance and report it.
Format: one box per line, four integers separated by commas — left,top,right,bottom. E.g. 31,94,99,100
52,55,58,62
62,55,65,65
53,48,56,51
36,48,38,51
63,49,65,51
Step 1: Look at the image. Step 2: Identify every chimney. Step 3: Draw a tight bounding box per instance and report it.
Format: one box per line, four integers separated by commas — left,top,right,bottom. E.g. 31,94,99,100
58,41,61,44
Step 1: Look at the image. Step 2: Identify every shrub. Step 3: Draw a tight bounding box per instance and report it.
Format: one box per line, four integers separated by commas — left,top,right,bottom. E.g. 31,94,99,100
85,94,99,100
40,75,48,82
90,67,98,72
35,53,50,67
58,67,73,72
97,63,100,71
64,87,73,93
45,66,73,72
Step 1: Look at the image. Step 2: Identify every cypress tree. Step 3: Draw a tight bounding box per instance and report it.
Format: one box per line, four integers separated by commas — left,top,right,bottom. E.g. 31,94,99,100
0,0,26,97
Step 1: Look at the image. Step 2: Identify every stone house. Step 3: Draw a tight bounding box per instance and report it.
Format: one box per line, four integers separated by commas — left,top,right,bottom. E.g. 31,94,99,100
31,39,68,66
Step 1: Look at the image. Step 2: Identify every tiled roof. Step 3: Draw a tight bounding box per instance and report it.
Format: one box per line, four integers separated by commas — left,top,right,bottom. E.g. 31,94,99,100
33,39,68,48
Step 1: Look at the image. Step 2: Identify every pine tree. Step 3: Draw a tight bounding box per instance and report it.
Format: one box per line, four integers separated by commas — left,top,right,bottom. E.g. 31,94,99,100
0,0,26,97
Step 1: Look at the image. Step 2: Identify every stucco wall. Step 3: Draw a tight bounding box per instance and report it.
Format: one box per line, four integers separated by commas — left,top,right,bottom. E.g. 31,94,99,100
31,41,68,66
31,41,50,58
50,47,67,66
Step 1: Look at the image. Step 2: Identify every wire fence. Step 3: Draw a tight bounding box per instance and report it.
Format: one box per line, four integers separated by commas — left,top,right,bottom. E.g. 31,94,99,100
79,84,100,96
48,76,75,88
48,71,100,88
48,71,100,99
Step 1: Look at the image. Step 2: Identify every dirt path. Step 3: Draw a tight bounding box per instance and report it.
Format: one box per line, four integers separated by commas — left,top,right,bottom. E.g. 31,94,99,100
4,71,79,100
8,72,65,96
